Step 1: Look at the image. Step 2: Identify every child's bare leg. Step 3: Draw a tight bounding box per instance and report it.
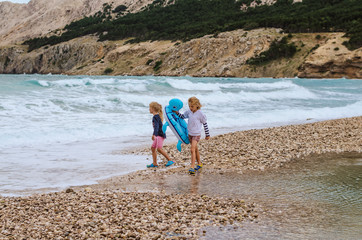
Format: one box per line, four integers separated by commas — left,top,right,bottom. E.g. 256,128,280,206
195,145,201,165
151,147,158,165
190,140,198,168
157,148,171,161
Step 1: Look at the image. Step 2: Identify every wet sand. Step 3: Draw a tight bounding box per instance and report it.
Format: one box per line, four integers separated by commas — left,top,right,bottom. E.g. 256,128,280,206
0,117,361,239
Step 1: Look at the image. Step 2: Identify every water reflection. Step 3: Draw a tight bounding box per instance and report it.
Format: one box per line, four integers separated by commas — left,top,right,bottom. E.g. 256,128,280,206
157,153,362,239
190,174,201,194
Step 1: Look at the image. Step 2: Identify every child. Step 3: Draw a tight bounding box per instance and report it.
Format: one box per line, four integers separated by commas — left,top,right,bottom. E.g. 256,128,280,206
175,97,210,175
148,102,174,168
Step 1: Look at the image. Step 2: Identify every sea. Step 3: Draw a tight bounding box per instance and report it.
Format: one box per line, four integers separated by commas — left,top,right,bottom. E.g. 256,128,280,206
0,74,361,196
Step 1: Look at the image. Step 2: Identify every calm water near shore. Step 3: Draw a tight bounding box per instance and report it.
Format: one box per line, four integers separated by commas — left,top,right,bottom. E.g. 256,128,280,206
150,153,362,239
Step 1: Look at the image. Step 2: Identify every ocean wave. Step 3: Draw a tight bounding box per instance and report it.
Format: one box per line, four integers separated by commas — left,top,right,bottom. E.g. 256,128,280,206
2,76,361,149
25,78,151,93
230,80,298,90
25,78,317,101
166,78,301,91
166,78,221,91
208,100,362,129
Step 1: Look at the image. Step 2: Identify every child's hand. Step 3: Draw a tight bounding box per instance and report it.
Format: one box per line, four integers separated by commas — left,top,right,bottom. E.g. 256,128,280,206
172,110,179,114
152,135,155,140
205,136,210,140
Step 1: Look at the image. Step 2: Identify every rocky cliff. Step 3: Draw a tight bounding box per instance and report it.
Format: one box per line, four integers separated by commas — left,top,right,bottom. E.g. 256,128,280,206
298,35,362,79
1,29,360,78
0,36,112,74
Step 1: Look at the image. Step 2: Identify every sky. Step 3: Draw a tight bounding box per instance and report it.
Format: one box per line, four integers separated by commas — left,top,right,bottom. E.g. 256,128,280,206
0,0,30,3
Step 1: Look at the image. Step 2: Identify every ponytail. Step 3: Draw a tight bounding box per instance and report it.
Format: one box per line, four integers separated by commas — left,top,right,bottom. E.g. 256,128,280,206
149,102,164,122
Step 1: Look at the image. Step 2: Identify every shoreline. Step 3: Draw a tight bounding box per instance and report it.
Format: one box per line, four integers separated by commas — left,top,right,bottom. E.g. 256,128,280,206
1,116,361,239
1,73,362,80
120,115,362,172
0,116,349,197
82,116,361,196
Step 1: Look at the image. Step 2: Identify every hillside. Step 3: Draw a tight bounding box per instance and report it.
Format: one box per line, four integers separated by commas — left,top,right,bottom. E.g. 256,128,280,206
0,0,154,46
1,29,361,78
21,0,362,51
0,0,361,78
0,0,300,47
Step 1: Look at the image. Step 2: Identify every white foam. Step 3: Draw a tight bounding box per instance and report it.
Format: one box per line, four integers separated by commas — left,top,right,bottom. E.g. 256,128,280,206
207,101,362,130
166,79,221,91
223,80,298,90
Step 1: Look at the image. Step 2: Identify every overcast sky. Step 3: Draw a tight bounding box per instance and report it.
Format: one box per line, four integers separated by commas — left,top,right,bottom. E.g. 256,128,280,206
0,0,30,3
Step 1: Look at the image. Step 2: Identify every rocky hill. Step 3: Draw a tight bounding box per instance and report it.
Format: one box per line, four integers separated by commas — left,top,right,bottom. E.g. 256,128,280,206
1,28,360,78
0,0,153,46
0,0,361,78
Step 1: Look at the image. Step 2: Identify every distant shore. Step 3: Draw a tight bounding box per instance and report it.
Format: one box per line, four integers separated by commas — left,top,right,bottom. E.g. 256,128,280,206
0,116,361,239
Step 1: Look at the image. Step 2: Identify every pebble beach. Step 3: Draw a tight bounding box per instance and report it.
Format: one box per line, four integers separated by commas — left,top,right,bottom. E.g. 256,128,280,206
1,116,361,239
129,116,361,173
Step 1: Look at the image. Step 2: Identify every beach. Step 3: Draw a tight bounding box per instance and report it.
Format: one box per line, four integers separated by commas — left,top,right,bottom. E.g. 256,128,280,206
1,116,361,239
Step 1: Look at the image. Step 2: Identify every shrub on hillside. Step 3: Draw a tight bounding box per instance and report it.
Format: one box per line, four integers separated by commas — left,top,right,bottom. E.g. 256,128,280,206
246,37,297,65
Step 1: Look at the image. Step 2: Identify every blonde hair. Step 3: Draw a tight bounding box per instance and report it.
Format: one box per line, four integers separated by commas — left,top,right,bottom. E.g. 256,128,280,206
188,96,202,110
149,102,164,122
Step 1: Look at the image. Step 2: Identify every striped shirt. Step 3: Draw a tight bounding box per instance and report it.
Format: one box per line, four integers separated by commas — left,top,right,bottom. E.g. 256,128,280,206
177,110,210,137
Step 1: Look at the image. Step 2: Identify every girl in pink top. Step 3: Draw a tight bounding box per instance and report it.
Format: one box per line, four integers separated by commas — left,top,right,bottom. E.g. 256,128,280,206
148,102,173,168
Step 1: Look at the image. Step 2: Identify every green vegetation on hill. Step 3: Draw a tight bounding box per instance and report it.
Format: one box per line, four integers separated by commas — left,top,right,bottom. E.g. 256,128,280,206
246,36,297,65
23,0,362,52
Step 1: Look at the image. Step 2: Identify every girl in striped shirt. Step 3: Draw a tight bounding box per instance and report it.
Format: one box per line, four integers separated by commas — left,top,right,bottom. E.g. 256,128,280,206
175,97,210,175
